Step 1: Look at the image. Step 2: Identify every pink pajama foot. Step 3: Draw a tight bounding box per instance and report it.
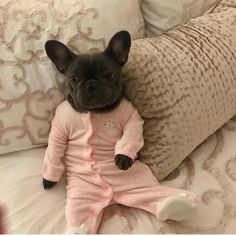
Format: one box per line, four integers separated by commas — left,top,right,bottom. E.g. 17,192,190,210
156,193,198,221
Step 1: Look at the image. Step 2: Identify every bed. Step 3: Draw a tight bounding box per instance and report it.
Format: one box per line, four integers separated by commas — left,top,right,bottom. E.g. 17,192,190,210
1,115,236,234
1,0,236,234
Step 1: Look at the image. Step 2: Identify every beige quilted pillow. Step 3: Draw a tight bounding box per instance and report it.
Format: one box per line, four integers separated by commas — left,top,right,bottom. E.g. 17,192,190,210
123,0,236,180
141,0,220,36
0,0,144,155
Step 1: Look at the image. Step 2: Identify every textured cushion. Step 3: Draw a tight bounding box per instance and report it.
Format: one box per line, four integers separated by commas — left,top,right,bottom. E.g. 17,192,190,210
123,0,236,180
141,0,220,36
0,0,144,155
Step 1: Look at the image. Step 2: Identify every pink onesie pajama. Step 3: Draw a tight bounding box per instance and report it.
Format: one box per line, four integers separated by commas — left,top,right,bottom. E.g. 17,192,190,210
43,98,198,234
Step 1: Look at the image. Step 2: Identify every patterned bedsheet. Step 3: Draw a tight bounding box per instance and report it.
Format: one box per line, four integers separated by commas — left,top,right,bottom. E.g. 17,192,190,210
1,116,236,233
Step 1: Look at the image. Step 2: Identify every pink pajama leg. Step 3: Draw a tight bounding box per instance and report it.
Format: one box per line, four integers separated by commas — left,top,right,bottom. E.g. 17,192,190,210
65,199,105,234
113,185,198,221
110,161,198,221
65,176,112,234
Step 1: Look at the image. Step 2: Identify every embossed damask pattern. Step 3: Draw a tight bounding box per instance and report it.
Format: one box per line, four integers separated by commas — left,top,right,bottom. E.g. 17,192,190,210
102,116,236,233
163,118,236,233
123,0,236,181
0,0,144,154
1,114,236,233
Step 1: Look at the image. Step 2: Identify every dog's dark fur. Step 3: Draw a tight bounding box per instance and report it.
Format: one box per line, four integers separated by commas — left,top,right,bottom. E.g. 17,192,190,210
43,31,134,189
45,31,131,113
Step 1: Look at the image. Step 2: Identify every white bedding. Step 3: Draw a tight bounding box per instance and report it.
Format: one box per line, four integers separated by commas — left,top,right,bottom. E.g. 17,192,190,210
1,116,236,234
0,147,164,234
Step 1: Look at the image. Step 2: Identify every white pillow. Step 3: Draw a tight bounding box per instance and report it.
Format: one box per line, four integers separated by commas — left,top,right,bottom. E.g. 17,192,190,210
141,0,220,36
0,0,144,155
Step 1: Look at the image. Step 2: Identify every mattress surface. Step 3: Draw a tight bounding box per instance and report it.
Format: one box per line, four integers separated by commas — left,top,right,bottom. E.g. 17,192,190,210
1,116,236,233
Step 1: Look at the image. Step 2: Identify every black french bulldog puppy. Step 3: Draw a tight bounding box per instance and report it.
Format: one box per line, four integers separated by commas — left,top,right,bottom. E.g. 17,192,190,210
43,31,133,190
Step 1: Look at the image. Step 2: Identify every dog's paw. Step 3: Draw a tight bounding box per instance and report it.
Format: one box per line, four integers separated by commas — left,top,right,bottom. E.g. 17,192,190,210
43,178,57,190
114,154,133,170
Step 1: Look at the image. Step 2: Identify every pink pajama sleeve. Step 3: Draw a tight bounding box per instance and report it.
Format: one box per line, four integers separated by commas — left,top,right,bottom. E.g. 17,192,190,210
115,104,144,160
42,107,68,182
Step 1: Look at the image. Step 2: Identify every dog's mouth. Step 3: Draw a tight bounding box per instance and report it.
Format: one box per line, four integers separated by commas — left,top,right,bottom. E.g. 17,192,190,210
69,92,122,112
79,95,119,109
76,85,121,109
67,81,123,112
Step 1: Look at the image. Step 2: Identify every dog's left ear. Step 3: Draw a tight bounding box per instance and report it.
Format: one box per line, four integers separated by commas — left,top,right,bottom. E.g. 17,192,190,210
104,31,131,66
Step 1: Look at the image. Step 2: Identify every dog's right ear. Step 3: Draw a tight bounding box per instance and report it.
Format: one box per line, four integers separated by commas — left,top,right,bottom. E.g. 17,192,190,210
45,40,75,74
104,31,131,66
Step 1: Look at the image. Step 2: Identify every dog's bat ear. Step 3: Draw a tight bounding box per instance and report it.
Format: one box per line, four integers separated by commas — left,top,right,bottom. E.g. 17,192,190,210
104,30,131,66
45,40,75,74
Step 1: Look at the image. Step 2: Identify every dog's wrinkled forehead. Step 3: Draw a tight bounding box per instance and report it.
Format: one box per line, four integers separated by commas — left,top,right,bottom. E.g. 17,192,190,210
45,30,131,75
67,54,116,77
68,55,121,81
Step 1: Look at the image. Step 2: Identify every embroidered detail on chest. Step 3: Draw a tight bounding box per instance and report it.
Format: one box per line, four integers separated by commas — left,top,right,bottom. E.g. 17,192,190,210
103,120,117,130
98,119,122,139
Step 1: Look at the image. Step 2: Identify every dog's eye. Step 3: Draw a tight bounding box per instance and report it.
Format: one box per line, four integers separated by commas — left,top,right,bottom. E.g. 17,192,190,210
70,76,79,83
103,72,113,80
